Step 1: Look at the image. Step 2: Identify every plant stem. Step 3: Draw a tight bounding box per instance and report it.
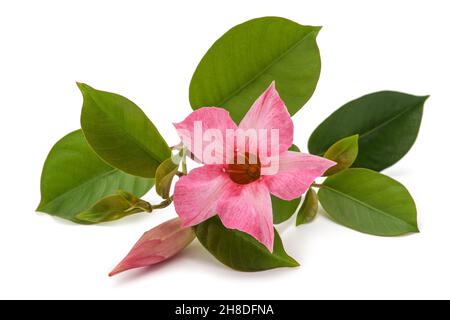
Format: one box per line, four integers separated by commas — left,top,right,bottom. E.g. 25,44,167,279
181,154,187,175
170,142,183,150
312,182,323,188
148,144,186,212
151,197,173,210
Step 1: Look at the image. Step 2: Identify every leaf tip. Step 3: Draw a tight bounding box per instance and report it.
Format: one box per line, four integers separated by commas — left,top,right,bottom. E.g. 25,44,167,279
35,200,47,213
288,258,300,268
76,82,92,94
408,220,420,233
311,25,322,37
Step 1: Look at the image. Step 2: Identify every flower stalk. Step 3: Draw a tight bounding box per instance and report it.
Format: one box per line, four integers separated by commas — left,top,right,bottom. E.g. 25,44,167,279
151,197,173,210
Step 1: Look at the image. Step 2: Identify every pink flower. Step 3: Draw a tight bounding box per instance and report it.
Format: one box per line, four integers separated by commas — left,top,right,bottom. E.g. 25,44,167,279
173,82,335,252
109,218,195,276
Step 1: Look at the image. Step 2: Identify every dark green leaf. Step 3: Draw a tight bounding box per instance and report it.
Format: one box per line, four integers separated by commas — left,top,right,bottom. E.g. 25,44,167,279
308,91,428,171
323,135,359,176
37,130,154,222
76,191,151,224
296,188,318,226
79,83,171,178
272,195,300,224
195,216,299,271
155,151,183,199
289,144,300,152
190,17,321,123
318,168,419,236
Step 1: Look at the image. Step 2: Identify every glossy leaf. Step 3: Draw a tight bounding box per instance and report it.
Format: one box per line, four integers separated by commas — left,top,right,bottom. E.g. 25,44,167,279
37,130,154,222
155,151,183,199
272,196,301,224
79,83,171,178
308,91,428,171
318,168,419,236
76,191,151,224
109,218,196,276
190,17,321,122
195,216,299,271
296,188,318,226
323,135,359,176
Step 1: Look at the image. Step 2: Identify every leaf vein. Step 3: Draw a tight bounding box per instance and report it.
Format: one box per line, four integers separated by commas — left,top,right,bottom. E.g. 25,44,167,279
216,29,318,108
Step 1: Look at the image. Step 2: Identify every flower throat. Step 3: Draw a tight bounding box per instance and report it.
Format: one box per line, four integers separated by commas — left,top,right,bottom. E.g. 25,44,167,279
226,152,261,185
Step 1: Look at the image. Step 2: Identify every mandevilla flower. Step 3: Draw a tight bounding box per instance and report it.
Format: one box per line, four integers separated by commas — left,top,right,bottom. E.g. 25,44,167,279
35,17,424,276
173,82,336,252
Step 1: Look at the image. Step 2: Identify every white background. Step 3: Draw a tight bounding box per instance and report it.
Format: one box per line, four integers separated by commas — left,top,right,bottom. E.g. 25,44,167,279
1,0,449,299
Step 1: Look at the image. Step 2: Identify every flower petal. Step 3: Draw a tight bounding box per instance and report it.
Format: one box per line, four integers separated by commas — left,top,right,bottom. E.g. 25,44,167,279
174,107,237,164
238,82,293,156
109,218,195,276
217,181,274,252
174,165,232,227
264,151,336,200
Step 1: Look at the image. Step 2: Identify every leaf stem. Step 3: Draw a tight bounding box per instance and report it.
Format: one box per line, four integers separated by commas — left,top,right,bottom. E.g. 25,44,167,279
181,153,188,175
312,182,323,188
170,142,183,150
151,196,173,210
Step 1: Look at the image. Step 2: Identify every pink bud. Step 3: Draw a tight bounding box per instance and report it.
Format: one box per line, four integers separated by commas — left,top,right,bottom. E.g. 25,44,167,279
109,218,195,276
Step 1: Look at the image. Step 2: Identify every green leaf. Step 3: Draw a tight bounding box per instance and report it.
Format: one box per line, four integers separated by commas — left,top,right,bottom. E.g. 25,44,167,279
272,195,301,224
195,216,299,272
76,191,151,224
155,151,183,199
37,130,154,222
308,91,428,171
289,144,300,152
190,17,321,123
296,188,318,226
317,168,419,236
323,135,359,176
78,83,171,178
